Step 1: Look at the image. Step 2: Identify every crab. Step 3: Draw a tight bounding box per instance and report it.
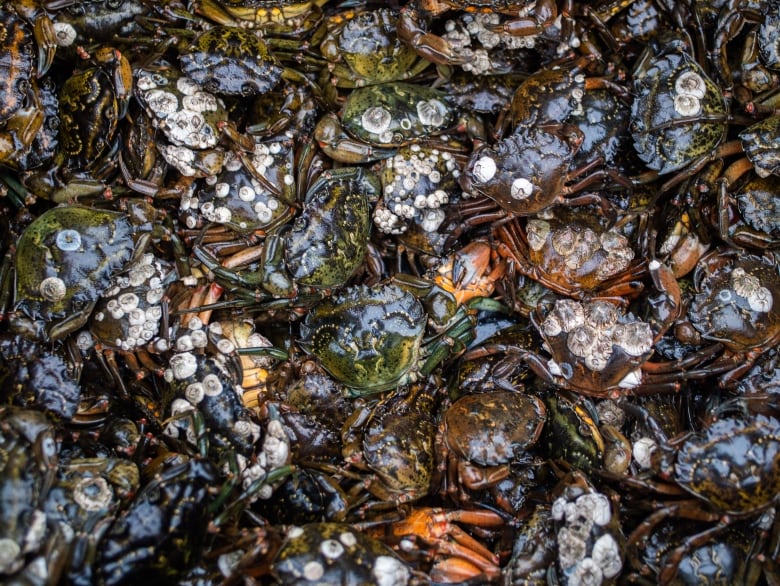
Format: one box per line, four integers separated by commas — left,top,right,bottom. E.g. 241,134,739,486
313,7,432,105
683,246,780,387
616,403,780,584
179,25,318,97
336,377,441,512
396,0,576,67
191,0,325,36
469,259,701,398
313,82,459,164
299,276,492,396
192,165,378,301
435,390,546,509
6,205,139,342
493,211,647,304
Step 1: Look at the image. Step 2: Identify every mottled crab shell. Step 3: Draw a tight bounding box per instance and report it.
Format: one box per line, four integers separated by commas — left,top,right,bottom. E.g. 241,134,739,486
740,115,780,179
299,284,426,394
179,26,283,96
341,82,453,147
443,391,547,467
14,206,135,338
675,415,780,514
273,523,410,585
631,51,727,174
285,167,378,289
689,253,780,352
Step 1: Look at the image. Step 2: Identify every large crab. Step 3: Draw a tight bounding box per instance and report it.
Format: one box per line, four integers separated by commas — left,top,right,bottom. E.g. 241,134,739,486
616,403,780,584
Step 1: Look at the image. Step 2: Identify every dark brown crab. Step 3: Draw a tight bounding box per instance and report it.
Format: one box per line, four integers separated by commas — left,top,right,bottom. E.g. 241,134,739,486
616,403,780,584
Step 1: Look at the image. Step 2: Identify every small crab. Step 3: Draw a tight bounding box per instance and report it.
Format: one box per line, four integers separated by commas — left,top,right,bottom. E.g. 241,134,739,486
134,64,228,178
193,165,378,300
192,0,324,36
8,205,138,341
685,247,780,387
630,35,729,176
179,25,317,97
298,283,426,395
314,7,432,102
314,82,459,164
367,506,504,583
436,390,546,508
272,522,412,585
493,211,647,303
338,377,441,510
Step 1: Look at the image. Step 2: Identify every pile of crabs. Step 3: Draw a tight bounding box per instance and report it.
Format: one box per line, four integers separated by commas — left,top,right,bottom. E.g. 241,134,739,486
2,0,780,584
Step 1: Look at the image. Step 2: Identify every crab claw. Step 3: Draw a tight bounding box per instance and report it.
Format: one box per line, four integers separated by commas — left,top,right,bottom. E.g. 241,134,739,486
32,14,58,77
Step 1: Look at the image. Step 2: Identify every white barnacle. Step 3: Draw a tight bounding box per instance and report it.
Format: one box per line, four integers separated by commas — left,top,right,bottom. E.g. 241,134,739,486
54,22,77,47
373,555,411,586
584,335,613,372
303,560,324,581
168,352,198,380
673,94,701,117
633,436,657,469
73,477,113,512
145,89,180,117
184,382,204,404
420,209,446,232
557,526,588,571
319,539,344,559
585,301,619,330
339,532,357,548
202,373,223,396
472,156,497,183
0,537,21,573
747,286,773,313
591,534,622,578
417,98,447,126
547,299,586,335
505,173,533,199
568,557,604,586
39,277,67,302
56,229,81,251
526,219,551,251
176,335,194,352
361,106,392,135
612,321,653,356
577,492,612,526
552,226,577,256
118,292,139,313
674,70,707,99
567,325,597,358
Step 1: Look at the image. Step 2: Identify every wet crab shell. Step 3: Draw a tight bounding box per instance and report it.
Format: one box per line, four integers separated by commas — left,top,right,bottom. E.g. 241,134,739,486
14,206,135,335
689,252,780,352
299,284,426,394
443,391,547,467
461,127,577,216
341,82,454,147
285,167,378,289
179,26,284,96
675,415,780,514
630,51,727,174
273,523,411,585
